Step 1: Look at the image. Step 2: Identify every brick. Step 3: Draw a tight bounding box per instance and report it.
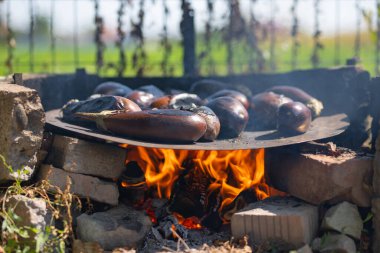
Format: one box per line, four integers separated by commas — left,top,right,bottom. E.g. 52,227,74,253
0,84,45,181
231,197,318,249
47,135,126,179
39,164,119,205
268,149,373,207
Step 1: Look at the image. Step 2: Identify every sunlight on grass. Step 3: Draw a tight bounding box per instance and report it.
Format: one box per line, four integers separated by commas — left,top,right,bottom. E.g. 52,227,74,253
0,32,377,77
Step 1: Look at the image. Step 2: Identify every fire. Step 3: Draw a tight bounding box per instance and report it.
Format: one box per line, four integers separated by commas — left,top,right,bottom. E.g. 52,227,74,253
174,213,202,230
120,144,269,220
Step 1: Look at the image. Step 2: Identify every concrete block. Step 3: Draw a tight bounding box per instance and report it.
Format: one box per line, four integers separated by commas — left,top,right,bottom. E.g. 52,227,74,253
39,164,119,205
268,149,373,207
47,135,126,179
231,197,318,249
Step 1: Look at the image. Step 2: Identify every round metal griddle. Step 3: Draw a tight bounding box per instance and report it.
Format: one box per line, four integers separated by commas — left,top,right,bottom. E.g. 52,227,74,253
46,109,349,150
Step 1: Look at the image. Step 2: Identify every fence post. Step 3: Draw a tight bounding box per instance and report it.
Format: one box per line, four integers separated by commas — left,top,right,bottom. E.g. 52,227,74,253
180,0,197,76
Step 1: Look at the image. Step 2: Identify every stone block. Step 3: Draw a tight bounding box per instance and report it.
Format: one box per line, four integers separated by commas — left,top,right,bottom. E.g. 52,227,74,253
76,205,152,250
321,201,363,240
47,135,126,179
268,149,373,207
39,164,119,205
312,234,356,253
231,197,318,249
0,84,45,181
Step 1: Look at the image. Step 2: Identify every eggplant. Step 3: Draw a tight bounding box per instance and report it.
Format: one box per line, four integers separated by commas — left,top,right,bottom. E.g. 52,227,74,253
187,106,220,141
93,82,132,96
169,93,203,109
150,93,203,110
137,85,165,98
62,96,141,123
189,79,229,99
277,102,312,134
206,97,248,138
248,92,293,130
150,96,172,109
206,89,249,109
76,109,207,143
267,86,323,117
125,90,155,109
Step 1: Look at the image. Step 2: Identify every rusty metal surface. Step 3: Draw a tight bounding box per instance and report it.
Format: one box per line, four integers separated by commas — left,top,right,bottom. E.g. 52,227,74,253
46,109,349,150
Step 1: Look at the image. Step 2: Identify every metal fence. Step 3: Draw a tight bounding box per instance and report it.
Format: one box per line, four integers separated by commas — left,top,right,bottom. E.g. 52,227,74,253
0,0,379,77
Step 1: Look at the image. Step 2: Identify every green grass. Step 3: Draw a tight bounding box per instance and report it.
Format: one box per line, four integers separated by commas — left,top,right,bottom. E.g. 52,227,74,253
0,32,378,77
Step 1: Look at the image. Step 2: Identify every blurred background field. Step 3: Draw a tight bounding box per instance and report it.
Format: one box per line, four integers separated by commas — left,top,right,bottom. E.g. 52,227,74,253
0,0,379,77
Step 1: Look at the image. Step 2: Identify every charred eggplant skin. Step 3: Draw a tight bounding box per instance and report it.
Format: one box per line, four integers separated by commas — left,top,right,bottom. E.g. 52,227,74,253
93,82,132,97
149,96,172,109
267,86,323,118
248,92,293,130
150,93,203,110
187,106,220,141
190,79,229,99
206,89,249,109
136,85,165,98
206,97,248,138
125,91,155,109
62,96,141,123
96,109,207,143
277,101,312,134
169,93,204,109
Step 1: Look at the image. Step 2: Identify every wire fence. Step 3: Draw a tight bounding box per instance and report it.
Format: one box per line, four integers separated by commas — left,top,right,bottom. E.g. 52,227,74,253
0,0,379,77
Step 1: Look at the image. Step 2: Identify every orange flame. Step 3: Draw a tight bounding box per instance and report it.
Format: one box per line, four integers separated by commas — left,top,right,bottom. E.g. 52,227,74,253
174,213,202,230
121,145,269,216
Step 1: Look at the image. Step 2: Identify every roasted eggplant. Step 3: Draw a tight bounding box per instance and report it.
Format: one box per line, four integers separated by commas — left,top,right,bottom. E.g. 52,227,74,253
267,86,323,118
125,91,155,108
76,109,207,143
136,85,165,98
249,92,293,130
187,106,220,141
169,93,203,109
150,93,203,110
93,82,132,97
206,89,249,109
206,97,248,138
149,96,172,109
189,79,229,99
62,96,141,123
277,102,312,134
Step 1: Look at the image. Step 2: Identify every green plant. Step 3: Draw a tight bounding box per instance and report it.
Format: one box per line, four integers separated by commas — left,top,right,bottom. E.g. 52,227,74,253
0,154,81,253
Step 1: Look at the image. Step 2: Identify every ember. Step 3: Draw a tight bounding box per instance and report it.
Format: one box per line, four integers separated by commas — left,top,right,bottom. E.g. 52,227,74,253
119,144,269,223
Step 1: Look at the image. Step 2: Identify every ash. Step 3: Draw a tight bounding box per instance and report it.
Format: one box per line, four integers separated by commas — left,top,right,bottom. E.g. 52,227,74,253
139,220,236,252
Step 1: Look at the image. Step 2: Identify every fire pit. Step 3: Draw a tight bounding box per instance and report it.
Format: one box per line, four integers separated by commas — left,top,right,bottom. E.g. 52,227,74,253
0,65,375,252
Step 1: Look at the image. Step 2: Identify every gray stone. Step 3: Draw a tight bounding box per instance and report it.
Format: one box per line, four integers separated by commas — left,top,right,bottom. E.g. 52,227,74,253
312,234,356,253
47,135,126,179
268,149,373,207
0,84,45,181
76,204,152,250
231,197,318,249
5,194,52,248
321,201,363,240
39,164,119,205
